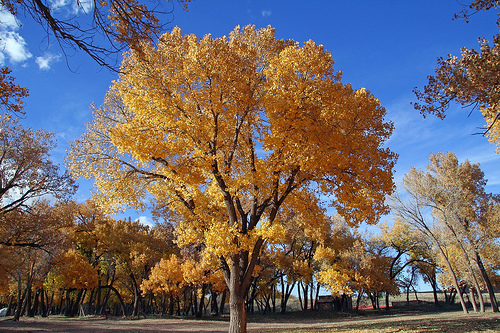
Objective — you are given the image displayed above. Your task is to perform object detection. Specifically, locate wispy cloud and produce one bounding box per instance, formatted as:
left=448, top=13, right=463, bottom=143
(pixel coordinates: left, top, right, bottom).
left=261, top=9, right=272, bottom=17
left=36, top=53, right=61, bottom=70
left=47, top=0, right=93, bottom=14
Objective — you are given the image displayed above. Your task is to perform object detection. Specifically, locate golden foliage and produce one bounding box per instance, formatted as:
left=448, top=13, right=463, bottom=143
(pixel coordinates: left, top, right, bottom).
left=68, top=25, right=396, bottom=328
left=68, top=25, right=395, bottom=256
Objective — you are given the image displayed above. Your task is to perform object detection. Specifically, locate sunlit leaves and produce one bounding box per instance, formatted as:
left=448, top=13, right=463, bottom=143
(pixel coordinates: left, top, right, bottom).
left=67, top=25, right=396, bottom=330
left=414, top=2, right=500, bottom=150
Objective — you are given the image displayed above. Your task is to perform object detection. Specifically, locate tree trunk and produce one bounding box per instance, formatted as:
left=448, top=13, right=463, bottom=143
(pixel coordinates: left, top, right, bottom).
left=229, top=291, right=246, bottom=333
left=25, top=285, right=33, bottom=317
left=433, top=240, right=468, bottom=313
left=95, top=280, right=102, bottom=315
left=210, top=289, right=219, bottom=316
left=280, top=278, right=295, bottom=313
left=473, top=251, right=498, bottom=312
left=355, top=292, right=362, bottom=310
left=429, top=273, right=440, bottom=306
left=468, top=286, right=478, bottom=313
left=222, top=237, right=264, bottom=333
left=6, top=294, right=14, bottom=316
left=40, top=288, right=46, bottom=317
left=219, top=290, right=226, bottom=315
left=448, top=229, right=484, bottom=312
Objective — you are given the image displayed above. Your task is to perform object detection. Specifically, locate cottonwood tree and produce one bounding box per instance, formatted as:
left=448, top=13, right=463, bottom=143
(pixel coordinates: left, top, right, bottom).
left=382, top=219, right=442, bottom=305
left=0, top=115, right=76, bottom=216
left=67, top=25, right=396, bottom=333
left=414, top=1, right=500, bottom=149
left=403, top=152, right=499, bottom=312
left=390, top=184, right=470, bottom=313
left=0, top=200, right=73, bottom=249
left=0, top=200, right=75, bottom=320
left=1, top=0, right=192, bottom=70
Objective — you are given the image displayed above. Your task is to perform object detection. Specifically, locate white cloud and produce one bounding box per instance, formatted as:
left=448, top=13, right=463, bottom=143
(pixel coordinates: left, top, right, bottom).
left=76, top=0, right=94, bottom=13
left=0, top=31, right=32, bottom=64
left=0, top=8, right=32, bottom=65
left=261, top=9, right=272, bottom=17
left=136, top=216, right=154, bottom=228
left=0, top=9, right=19, bottom=29
left=47, top=0, right=94, bottom=14
left=36, top=53, right=61, bottom=70
left=48, top=0, right=71, bottom=11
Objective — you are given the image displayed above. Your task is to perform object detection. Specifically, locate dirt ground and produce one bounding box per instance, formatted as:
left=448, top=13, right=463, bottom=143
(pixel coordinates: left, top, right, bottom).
left=0, top=310, right=499, bottom=333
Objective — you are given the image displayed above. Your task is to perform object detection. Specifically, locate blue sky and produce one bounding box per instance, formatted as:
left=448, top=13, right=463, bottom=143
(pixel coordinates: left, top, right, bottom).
left=1, top=0, right=500, bottom=227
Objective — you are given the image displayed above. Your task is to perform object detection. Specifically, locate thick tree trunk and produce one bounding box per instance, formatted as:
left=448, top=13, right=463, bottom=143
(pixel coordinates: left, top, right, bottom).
left=469, top=287, right=478, bottom=313
left=229, top=291, right=246, bottom=333
left=40, top=288, right=46, bottom=317
left=355, top=292, right=362, bottom=310
left=429, top=273, right=440, bottom=306
left=210, top=289, right=219, bottom=316
left=280, top=278, right=295, bottom=313
left=223, top=240, right=264, bottom=333
left=13, top=286, right=27, bottom=321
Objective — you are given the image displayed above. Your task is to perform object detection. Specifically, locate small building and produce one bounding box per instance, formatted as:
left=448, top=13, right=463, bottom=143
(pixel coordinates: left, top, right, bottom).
left=317, top=295, right=352, bottom=311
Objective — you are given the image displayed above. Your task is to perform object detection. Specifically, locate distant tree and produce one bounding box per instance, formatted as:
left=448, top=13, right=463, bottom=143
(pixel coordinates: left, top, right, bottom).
left=1, top=0, right=192, bottom=70
left=0, top=200, right=73, bottom=249
left=413, top=1, right=500, bottom=149
left=392, top=152, right=500, bottom=313
left=0, top=201, right=75, bottom=320
left=67, top=25, right=396, bottom=333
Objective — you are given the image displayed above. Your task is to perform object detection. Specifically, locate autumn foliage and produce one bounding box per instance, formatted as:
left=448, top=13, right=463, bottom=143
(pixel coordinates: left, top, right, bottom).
left=3, top=6, right=500, bottom=332
left=67, top=25, right=396, bottom=332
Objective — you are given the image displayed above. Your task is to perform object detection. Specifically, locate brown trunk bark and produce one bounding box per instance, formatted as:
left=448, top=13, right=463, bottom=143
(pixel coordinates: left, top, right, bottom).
left=219, top=290, right=226, bottom=314
left=229, top=291, right=246, bottom=333
left=222, top=238, right=264, bottom=333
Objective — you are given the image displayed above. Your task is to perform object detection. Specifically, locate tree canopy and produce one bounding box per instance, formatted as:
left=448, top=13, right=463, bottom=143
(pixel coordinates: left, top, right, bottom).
left=67, top=25, right=396, bottom=332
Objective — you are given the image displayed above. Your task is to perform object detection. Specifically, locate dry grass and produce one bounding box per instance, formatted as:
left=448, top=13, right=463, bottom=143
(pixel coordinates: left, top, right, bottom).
left=0, top=299, right=499, bottom=332
left=253, top=311, right=500, bottom=332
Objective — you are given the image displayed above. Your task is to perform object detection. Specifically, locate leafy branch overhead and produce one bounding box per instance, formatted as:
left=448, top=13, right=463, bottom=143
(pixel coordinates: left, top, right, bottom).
left=1, top=0, right=192, bottom=70
left=414, top=0, right=500, bottom=150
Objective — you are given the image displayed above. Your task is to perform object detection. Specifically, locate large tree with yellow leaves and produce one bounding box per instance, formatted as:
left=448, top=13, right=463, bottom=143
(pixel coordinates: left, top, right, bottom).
left=68, top=25, right=396, bottom=333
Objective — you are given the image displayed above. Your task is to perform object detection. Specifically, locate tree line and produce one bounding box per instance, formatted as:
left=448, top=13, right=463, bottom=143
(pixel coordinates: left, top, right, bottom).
left=1, top=100, right=499, bottom=321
